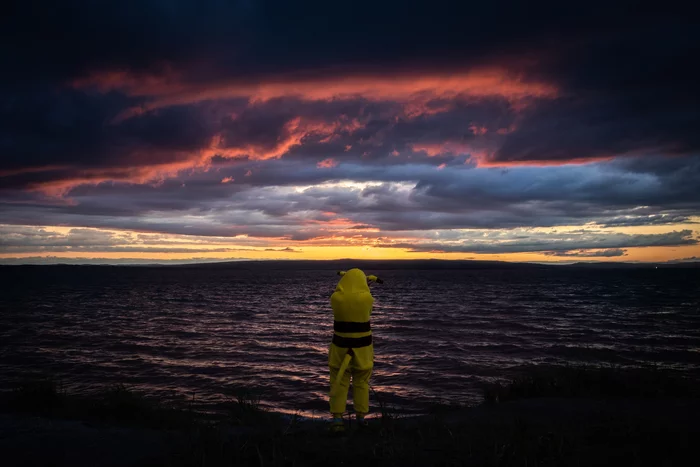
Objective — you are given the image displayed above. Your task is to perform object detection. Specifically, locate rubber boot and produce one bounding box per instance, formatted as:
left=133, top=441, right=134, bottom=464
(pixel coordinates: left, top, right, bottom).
left=329, top=415, right=345, bottom=435
left=356, top=413, right=369, bottom=430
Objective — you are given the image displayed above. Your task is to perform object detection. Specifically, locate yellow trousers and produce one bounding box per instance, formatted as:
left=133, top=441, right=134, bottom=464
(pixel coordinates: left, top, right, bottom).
left=329, top=365, right=372, bottom=415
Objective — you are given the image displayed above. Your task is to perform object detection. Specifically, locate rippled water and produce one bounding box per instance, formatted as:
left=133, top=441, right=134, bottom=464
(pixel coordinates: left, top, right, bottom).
left=1, top=264, right=699, bottom=416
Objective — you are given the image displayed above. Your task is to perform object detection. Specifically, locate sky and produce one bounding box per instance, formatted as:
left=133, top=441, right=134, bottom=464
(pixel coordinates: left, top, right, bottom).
left=1, top=1, right=699, bottom=264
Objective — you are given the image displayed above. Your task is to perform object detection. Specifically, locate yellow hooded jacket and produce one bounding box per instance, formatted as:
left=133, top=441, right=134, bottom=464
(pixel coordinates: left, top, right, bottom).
left=329, top=268, right=374, bottom=373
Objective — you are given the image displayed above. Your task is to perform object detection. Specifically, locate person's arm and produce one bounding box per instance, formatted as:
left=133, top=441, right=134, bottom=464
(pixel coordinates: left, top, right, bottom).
left=367, top=274, right=383, bottom=284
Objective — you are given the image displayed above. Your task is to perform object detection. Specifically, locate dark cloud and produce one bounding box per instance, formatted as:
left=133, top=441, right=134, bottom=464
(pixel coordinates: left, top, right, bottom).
left=4, top=1, right=671, bottom=85
left=2, top=1, right=259, bottom=86
left=487, top=16, right=700, bottom=164
left=0, top=89, right=136, bottom=172
left=387, top=230, right=697, bottom=254
left=2, top=246, right=253, bottom=254
left=0, top=226, right=126, bottom=248
left=544, top=249, right=627, bottom=258
left=598, top=214, right=695, bottom=228
left=491, top=93, right=700, bottom=164
left=669, top=256, right=699, bottom=263
left=0, top=91, right=230, bottom=191
left=0, top=257, right=245, bottom=265
left=0, top=225, right=302, bottom=254
left=1, top=156, right=699, bottom=236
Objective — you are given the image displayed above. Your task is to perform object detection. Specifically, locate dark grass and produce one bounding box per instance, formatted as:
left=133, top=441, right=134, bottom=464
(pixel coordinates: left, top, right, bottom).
left=1, top=378, right=198, bottom=430
left=482, top=364, right=700, bottom=404
left=0, top=378, right=277, bottom=431
left=172, top=399, right=699, bottom=467
left=2, top=365, right=699, bottom=466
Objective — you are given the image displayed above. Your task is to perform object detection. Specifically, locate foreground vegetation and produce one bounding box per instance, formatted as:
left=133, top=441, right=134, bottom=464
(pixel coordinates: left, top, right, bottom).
left=1, top=365, right=698, bottom=466
left=482, top=364, right=700, bottom=403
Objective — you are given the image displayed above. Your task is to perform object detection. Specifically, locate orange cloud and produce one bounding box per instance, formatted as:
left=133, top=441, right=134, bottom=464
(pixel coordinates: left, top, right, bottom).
left=402, top=100, right=456, bottom=119
left=211, top=115, right=365, bottom=161
left=74, top=67, right=559, bottom=120
left=411, top=142, right=480, bottom=157
left=221, top=176, right=234, bottom=183
left=477, top=156, right=615, bottom=168
left=25, top=149, right=213, bottom=196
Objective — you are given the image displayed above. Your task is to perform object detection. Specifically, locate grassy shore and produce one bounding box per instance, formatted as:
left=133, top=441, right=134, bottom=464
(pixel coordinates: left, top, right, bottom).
left=1, top=365, right=698, bottom=466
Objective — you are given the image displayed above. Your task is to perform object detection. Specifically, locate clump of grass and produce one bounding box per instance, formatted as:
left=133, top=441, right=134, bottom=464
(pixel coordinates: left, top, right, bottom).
left=370, top=384, right=407, bottom=426
left=483, top=364, right=700, bottom=404
left=425, top=396, right=471, bottom=415
left=1, top=378, right=194, bottom=430
left=370, top=384, right=392, bottom=422
left=233, top=387, right=262, bottom=412
left=86, top=384, right=193, bottom=428
left=7, top=377, right=65, bottom=413
left=95, top=384, right=154, bottom=415
left=224, top=386, right=278, bottom=427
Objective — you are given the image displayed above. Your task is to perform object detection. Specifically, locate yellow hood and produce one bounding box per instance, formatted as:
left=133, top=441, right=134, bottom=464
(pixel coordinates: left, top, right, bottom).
left=330, top=268, right=374, bottom=323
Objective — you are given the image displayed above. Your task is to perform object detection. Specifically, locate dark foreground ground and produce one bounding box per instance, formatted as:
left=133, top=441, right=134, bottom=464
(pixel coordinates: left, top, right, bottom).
left=1, top=366, right=699, bottom=467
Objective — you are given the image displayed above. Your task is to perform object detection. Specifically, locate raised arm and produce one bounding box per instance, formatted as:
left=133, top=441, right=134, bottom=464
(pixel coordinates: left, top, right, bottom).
left=337, top=270, right=384, bottom=284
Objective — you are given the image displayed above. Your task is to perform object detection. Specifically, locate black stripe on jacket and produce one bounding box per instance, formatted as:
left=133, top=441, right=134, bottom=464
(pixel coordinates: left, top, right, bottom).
left=333, top=320, right=371, bottom=333
left=332, top=334, right=372, bottom=348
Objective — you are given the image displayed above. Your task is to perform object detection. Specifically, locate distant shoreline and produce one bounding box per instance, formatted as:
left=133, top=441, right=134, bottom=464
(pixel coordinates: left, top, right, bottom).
left=1, top=258, right=699, bottom=269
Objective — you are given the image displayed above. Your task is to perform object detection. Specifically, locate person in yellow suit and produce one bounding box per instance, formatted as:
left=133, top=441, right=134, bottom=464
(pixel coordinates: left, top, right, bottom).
left=328, top=268, right=382, bottom=433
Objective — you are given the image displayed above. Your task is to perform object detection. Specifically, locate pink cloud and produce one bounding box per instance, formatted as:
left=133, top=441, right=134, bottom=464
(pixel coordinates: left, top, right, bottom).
left=469, top=124, right=488, bottom=136
left=317, top=158, right=338, bottom=168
